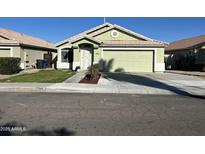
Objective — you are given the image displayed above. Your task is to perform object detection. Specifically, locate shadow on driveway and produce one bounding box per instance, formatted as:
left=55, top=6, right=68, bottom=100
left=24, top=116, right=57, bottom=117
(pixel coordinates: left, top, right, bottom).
left=102, top=72, right=205, bottom=99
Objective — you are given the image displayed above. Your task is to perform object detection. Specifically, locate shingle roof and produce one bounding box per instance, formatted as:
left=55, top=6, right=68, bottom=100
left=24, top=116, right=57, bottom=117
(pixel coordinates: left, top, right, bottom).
left=165, top=35, right=205, bottom=52
left=0, top=28, right=56, bottom=50
left=101, top=40, right=165, bottom=47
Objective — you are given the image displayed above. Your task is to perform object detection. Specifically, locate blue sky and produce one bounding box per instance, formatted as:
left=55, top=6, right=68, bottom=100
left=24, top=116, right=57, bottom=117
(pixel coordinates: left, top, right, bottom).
left=0, top=17, right=205, bottom=43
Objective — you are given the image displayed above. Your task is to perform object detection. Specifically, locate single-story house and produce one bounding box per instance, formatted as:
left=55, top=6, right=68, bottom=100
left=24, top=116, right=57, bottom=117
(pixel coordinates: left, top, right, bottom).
left=0, top=28, right=57, bottom=69
left=56, top=23, right=166, bottom=72
left=165, top=35, right=205, bottom=71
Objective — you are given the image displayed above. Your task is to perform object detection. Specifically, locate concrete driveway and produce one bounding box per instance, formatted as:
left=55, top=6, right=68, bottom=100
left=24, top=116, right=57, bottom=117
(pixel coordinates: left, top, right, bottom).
left=97, top=72, right=205, bottom=96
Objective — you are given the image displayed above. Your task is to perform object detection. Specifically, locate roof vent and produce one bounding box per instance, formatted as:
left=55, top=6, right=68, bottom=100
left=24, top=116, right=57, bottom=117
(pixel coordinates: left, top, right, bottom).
left=111, top=30, right=119, bottom=38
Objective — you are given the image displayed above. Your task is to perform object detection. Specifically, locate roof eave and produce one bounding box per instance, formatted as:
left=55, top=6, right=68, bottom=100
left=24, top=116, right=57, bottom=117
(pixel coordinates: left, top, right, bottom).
left=0, top=43, right=20, bottom=46
left=70, top=36, right=101, bottom=45
left=100, top=44, right=165, bottom=47
left=20, top=43, right=57, bottom=51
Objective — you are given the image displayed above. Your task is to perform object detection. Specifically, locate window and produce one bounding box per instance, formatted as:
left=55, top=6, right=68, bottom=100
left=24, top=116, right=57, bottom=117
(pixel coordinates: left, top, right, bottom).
left=61, top=49, right=69, bottom=62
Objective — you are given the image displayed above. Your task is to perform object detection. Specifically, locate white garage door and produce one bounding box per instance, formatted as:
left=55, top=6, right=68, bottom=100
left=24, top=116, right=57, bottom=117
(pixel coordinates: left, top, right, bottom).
left=103, top=50, right=154, bottom=72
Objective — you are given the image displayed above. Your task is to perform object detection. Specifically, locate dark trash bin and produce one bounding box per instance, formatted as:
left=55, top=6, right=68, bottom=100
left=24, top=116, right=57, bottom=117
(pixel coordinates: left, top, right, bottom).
left=36, top=59, right=44, bottom=69
left=43, top=59, right=49, bottom=68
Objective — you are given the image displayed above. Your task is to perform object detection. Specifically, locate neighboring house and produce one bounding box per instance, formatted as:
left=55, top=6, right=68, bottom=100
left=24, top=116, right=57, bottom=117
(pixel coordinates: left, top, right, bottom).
left=165, top=35, right=205, bottom=71
left=0, top=28, right=57, bottom=69
left=56, top=23, right=166, bottom=72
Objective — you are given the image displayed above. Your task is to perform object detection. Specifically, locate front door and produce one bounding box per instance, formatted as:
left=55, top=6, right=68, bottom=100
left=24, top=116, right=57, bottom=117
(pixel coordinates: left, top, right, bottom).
left=81, top=47, right=92, bottom=70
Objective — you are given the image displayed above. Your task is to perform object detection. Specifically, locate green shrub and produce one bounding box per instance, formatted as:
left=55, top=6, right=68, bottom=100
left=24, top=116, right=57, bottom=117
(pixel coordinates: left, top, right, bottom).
left=0, top=57, right=21, bottom=74
left=87, top=64, right=100, bottom=80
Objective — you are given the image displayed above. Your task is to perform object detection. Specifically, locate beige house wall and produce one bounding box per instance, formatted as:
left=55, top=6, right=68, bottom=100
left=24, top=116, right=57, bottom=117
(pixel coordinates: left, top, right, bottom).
left=12, top=47, right=21, bottom=57
left=20, top=48, right=48, bottom=68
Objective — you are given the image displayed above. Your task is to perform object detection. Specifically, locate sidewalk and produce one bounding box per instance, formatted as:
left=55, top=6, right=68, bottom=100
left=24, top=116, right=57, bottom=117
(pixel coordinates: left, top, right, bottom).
left=166, top=70, right=205, bottom=78
left=0, top=83, right=52, bottom=92
left=0, top=82, right=174, bottom=94
left=46, top=82, right=174, bottom=94
left=63, top=71, right=86, bottom=83
left=0, top=81, right=205, bottom=96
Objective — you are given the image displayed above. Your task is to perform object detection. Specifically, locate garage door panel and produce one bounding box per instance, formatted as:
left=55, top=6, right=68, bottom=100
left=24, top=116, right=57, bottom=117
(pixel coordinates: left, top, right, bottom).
left=103, top=50, right=153, bottom=72
left=0, top=48, right=11, bottom=57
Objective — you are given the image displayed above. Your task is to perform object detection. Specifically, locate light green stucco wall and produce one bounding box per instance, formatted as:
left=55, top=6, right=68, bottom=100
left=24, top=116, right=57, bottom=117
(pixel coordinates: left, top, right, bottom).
left=57, top=39, right=99, bottom=63
left=94, top=48, right=101, bottom=63
left=94, top=29, right=143, bottom=41
left=73, top=48, right=80, bottom=62
left=156, top=48, right=164, bottom=63
left=72, top=39, right=98, bottom=63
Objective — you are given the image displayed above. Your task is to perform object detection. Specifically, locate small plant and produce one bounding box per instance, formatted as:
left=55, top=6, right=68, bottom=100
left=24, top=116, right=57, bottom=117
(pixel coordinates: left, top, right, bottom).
left=87, top=64, right=100, bottom=80
left=0, top=57, right=21, bottom=74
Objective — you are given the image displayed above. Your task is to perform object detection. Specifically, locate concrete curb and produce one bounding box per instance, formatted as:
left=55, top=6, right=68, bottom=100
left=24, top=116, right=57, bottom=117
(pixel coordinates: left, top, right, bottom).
left=0, top=87, right=174, bottom=95
left=0, top=84, right=203, bottom=96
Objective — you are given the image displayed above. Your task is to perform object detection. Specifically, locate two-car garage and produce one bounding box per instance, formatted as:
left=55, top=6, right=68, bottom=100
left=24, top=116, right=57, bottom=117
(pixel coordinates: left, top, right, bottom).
left=102, top=49, right=154, bottom=72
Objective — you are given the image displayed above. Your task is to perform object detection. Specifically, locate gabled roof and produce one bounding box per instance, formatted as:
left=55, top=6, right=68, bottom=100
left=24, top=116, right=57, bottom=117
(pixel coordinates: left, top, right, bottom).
left=70, top=35, right=102, bottom=44
left=56, top=23, right=112, bottom=46
left=165, top=35, right=205, bottom=52
left=56, top=22, right=165, bottom=47
left=0, top=28, right=56, bottom=50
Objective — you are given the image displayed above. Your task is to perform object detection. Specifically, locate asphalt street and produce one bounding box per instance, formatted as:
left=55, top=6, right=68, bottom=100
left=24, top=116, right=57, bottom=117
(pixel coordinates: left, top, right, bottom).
left=0, top=92, right=205, bottom=136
